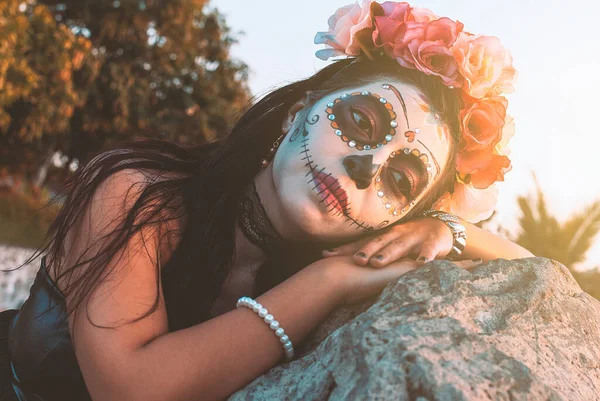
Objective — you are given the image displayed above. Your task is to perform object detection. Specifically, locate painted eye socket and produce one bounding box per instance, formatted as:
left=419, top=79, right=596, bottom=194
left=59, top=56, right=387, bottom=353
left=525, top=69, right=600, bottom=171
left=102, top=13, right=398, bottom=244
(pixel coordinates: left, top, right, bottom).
left=351, top=108, right=374, bottom=139
left=326, top=92, right=398, bottom=151
left=374, top=150, right=431, bottom=216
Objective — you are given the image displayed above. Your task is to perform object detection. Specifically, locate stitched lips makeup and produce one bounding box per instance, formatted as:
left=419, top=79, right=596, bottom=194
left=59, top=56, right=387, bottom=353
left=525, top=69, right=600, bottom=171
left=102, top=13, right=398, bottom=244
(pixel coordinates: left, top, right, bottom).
left=311, top=170, right=349, bottom=214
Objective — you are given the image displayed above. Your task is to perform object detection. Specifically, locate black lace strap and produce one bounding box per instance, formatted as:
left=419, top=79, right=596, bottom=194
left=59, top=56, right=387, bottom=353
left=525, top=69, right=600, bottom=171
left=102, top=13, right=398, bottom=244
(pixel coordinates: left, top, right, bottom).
left=238, top=181, right=284, bottom=253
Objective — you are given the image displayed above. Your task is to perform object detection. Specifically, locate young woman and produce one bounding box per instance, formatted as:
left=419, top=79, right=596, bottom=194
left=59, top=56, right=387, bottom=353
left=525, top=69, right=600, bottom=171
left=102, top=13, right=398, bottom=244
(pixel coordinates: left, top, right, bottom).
left=0, top=1, right=533, bottom=400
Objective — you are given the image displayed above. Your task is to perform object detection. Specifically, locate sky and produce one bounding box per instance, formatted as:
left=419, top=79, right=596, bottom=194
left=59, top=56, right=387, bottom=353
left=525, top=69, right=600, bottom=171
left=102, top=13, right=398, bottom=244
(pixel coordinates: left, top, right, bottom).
left=214, top=0, right=600, bottom=270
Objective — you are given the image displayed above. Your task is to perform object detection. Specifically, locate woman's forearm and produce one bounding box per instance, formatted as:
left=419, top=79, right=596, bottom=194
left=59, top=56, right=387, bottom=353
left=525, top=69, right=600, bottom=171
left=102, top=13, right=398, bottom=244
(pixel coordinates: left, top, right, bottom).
left=460, top=221, right=534, bottom=261
left=91, top=263, right=345, bottom=401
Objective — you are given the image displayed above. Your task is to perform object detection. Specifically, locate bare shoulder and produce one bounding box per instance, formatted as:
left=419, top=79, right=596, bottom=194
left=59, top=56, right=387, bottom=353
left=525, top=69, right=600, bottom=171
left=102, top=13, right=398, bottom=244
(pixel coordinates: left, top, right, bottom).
left=52, top=167, right=185, bottom=292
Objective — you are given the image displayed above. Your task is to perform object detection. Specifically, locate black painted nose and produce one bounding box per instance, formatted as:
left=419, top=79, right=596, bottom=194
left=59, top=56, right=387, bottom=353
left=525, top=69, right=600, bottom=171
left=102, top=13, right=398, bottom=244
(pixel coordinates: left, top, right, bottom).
left=342, top=154, right=380, bottom=190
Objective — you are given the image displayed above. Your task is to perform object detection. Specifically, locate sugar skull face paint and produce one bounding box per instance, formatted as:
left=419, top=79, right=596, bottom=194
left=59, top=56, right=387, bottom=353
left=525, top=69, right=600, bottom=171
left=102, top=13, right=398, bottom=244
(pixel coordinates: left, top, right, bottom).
left=271, top=78, right=452, bottom=241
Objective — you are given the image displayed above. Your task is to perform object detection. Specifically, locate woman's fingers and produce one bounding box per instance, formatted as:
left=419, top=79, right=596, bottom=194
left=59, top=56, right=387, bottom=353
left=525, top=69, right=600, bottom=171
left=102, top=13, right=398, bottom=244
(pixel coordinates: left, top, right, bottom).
left=322, top=238, right=371, bottom=259
left=323, top=232, right=400, bottom=266
left=415, top=241, right=443, bottom=265
left=352, top=232, right=402, bottom=265
left=368, top=237, right=418, bottom=268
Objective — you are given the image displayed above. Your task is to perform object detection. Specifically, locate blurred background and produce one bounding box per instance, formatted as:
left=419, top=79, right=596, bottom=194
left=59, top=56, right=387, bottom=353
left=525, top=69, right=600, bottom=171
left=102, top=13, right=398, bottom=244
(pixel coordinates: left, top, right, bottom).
left=1, top=0, right=599, bottom=309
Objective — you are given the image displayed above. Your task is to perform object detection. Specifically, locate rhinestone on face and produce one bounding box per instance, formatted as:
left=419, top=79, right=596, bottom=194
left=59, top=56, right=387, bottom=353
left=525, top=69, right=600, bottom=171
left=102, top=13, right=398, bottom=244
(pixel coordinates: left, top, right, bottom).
left=390, top=120, right=398, bottom=128
left=328, top=114, right=336, bottom=121
left=382, top=84, right=390, bottom=89
left=390, top=151, right=396, bottom=158
left=364, top=145, right=371, bottom=150
left=385, top=203, right=392, bottom=209
left=403, top=148, right=411, bottom=154
left=415, top=128, right=421, bottom=134
left=341, top=94, right=349, bottom=99
left=375, top=176, right=381, bottom=182
left=361, top=90, right=370, bottom=95
left=377, top=190, right=385, bottom=198
left=434, top=113, right=441, bottom=121
left=393, top=210, right=399, bottom=216
left=335, top=129, right=342, bottom=136
left=348, top=140, right=357, bottom=148
left=385, top=134, right=393, bottom=141
left=327, top=102, right=334, bottom=108
left=377, top=143, right=383, bottom=148
left=426, top=165, right=432, bottom=172
left=380, top=98, right=387, bottom=104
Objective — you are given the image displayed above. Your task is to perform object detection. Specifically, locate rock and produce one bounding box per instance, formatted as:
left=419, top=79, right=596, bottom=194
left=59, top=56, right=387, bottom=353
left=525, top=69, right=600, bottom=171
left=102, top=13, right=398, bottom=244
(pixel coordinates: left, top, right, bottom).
left=0, top=245, right=38, bottom=311
left=228, top=258, right=600, bottom=401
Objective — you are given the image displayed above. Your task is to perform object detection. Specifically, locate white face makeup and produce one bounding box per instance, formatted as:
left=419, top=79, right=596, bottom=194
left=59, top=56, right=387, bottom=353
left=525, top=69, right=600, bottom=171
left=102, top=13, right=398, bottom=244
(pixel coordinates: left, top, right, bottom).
left=271, top=78, right=452, bottom=241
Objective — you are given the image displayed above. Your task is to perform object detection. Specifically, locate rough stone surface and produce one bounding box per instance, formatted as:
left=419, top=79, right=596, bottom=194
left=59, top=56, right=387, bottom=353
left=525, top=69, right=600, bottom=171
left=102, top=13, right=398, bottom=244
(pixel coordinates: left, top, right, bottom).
left=0, top=246, right=38, bottom=311
left=228, top=258, right=600, bottom=401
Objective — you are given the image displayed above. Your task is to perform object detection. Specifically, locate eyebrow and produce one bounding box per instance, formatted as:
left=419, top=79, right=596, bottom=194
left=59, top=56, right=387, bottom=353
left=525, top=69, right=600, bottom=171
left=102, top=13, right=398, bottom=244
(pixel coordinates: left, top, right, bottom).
left=385, top=84, right=410, bottom=129
left=417, top=139, right=441, bottom=179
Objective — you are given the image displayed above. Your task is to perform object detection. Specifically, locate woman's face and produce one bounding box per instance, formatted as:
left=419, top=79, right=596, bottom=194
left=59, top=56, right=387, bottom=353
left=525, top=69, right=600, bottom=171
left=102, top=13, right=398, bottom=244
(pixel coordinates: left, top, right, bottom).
left=270, top=78, right=452, bottom=241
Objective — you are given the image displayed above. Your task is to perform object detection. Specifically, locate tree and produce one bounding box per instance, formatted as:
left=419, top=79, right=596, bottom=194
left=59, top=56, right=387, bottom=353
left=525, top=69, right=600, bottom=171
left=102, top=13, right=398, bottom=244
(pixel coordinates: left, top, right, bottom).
left=0, top=0, right=99, bottom=181
left=514, top=180, right=600, bottom=271
left=0, top=0, right=250, bottom=187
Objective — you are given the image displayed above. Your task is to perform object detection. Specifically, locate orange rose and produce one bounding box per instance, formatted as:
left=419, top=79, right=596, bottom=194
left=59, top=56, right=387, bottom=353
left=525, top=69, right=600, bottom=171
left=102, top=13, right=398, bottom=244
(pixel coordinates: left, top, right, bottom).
left=459, top=96, right=507, bottom=154
left=456, top=96, right=511, bottom=189
left=457, top=151, right=511, bottom=189
left=470, top=154, right=511, bottom=188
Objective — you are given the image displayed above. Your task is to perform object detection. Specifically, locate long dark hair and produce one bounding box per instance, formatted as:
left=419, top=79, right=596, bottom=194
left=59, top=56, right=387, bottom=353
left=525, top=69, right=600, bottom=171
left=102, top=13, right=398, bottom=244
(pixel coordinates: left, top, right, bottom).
left=17, top=57, right=463, bottom=334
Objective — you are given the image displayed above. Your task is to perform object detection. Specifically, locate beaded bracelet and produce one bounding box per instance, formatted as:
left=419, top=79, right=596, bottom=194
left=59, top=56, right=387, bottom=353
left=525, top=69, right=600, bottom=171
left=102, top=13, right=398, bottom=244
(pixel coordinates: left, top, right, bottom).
left=236, top=297, right=295, bottom=361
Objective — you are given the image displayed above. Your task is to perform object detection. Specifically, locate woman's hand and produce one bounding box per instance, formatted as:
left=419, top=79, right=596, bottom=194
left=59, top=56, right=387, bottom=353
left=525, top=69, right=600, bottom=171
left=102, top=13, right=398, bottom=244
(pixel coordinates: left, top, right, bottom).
left=314, top=255, right=481, bottom=305
left=322, top=218, right=456, bottom=268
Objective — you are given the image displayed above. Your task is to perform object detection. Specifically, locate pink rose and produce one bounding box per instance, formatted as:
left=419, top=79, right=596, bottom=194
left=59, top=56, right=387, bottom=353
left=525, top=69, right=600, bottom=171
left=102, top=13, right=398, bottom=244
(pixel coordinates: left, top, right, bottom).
left=411, top=6, right=438, bottom=23
left=451, top=33, right=516, bottom=98
left=397, top=18, right=465, bottom=87
left=380, top=1, right=413, bottom=20
left=314, top=0, right=374, bottom=60
left=372, top=2, right=414, bottom=55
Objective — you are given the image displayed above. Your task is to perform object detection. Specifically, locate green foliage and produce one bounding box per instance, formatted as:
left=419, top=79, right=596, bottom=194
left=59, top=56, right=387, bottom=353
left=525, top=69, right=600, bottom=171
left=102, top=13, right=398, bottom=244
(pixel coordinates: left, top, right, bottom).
left=513, top=180, right=600, bottom=300
left=1, top=0, right=250, bottom=183
left=0, top=0, right=99, bottom=178
left=0, top=189, right=59, bottom=248
left=515, top=183, right=600, bottom=269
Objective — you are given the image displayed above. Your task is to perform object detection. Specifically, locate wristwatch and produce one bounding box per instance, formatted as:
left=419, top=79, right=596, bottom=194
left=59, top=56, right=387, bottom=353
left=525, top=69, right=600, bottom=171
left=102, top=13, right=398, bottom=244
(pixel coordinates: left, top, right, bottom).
left=419, top=210, right=467, bottom=260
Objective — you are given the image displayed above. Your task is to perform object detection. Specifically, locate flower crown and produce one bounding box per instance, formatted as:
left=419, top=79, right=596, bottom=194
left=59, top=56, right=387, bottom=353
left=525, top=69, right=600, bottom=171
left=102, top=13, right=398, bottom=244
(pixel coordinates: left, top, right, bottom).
left=314, top=0, right=517, bottom=223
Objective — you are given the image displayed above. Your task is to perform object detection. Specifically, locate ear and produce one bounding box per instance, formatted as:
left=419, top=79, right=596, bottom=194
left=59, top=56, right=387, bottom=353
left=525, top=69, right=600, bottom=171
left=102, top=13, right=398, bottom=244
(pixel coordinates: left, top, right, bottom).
left=282, top=91, right=313, bottom=133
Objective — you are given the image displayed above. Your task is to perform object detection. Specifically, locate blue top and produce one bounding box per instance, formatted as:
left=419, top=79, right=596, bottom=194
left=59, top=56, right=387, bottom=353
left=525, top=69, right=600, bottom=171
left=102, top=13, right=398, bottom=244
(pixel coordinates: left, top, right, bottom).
left=8, top=257, right=91, bottom=401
